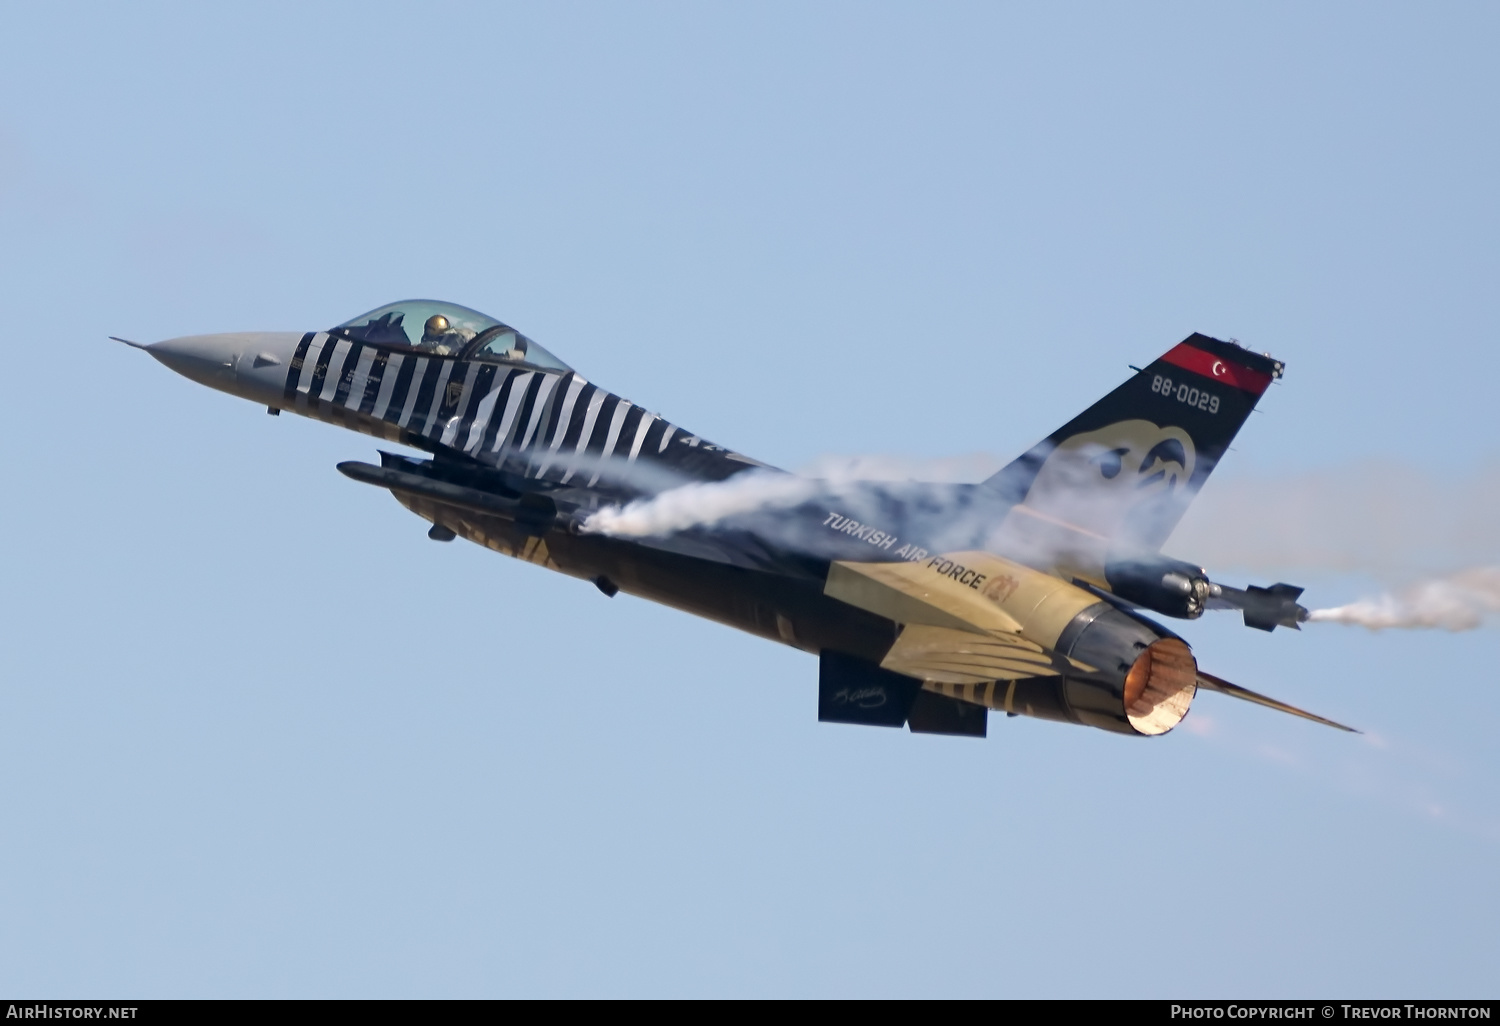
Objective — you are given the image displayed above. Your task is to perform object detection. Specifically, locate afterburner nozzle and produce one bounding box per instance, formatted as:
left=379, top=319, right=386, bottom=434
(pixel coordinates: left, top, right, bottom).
left=1123, top=638, right=1197, bottom=735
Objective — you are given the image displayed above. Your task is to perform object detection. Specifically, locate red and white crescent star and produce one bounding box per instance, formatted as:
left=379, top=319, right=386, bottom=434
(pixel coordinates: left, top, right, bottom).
left=1211, top=360, right=1225, bottom=378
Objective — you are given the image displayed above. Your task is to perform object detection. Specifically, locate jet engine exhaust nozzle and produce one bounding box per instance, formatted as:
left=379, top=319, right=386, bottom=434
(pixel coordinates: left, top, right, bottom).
left=1123, top=637, right=1197, bottom=735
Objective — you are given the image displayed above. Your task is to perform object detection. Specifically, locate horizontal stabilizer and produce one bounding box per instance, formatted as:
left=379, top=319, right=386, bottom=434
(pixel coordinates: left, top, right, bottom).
left=1196, top=670, right=1357, bottom=733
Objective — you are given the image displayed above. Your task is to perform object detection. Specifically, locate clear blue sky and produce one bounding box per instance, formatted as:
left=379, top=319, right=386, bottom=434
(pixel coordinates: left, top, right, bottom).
left=2, top=1, right=1496, bottom=997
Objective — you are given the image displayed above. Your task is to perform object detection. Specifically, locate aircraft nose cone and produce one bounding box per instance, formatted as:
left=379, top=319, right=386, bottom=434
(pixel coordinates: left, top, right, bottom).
left=146, top=334, right=241, bottom=389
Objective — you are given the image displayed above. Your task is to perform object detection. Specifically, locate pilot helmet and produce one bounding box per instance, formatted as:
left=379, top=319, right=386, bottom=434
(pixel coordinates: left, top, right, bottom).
left=424, top=314, right=451, bottom=337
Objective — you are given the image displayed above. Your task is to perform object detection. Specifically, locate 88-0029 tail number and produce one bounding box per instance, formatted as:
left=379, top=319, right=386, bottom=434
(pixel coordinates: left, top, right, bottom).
left=1152, top=374, right=1219, bottom=414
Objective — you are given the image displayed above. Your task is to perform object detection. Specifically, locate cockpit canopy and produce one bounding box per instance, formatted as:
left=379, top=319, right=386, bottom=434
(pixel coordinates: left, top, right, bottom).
left=334, top=300, right=572, bottom=372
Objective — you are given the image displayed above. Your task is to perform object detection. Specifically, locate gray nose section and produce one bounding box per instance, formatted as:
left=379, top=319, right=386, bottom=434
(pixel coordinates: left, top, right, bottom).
left=147, top=334, right=241, bottom=389
left=136, top=331, right=306, bottom=406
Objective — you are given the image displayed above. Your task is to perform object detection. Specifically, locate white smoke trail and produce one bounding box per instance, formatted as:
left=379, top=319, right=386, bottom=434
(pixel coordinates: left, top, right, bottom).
left=579, top=453, right=1002, bottom=539
left=796, top=452, right=1003, bottom=483
left=1167, top=462, right=1500, bottom=575
left=583, top=452, right=1500, bottom=634
left=1307, top=567, right=1500, bottom=631
left=581, top=470, right=823, bottom=537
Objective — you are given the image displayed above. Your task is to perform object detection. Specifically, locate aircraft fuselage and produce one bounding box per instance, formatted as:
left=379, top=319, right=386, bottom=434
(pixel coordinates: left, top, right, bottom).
left=128, top=300, right=1352, bottom=737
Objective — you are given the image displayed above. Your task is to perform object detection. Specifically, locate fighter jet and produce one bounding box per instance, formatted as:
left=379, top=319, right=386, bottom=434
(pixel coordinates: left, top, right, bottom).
left=122, top=299, right=1353, bottom=738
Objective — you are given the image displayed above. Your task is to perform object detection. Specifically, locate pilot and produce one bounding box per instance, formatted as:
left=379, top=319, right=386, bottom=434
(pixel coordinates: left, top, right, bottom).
left=420, top=314, right=465, bottom=355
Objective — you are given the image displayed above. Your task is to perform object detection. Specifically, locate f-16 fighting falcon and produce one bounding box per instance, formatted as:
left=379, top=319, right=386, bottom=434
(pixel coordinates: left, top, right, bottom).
left=121, top=299, right=1353, bottom=739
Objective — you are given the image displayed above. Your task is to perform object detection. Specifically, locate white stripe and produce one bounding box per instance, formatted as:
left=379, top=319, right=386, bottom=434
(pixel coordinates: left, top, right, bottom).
left=588, top=400, right=633, bottom=486
left=438, top=363, right=481, bottom=445
left=543, top=376, right=583, bottom=450
left=295, top=334, right=330, bottom=396
left=488, top=372, right=536, bottom=453
left=533, top=376, right=586, bottom=477
left=626, top=412, right=657, bottom=463
left=372, top=353, right=405, bottom=420
left=439, top=408, right=464, bottom=447
left=657, top=423, right=677, bottom=453
left=318, top=340, right=353, bottom=402
left=343, top=347, right=377, bottom=410
left=463, top=371, right=513, bottom=453
left=397, top=358, right=430, bottom=428
left=517, top=373, right=561, bottom=453
left=560, top=389, right=609, bottom=484
left=417, top=361, right=458, bottom=435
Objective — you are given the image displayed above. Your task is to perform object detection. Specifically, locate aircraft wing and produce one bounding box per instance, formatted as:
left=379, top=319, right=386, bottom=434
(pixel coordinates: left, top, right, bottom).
left=826, top=552, right=1358, bottom=733
left=880, top=624, right=1076, bottom=684
left=824, top=554, right=1101, bottom=680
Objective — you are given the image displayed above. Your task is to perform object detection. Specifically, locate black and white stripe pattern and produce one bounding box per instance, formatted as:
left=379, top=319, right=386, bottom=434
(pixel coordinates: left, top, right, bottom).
left=281, top=337, right=727, bottom=488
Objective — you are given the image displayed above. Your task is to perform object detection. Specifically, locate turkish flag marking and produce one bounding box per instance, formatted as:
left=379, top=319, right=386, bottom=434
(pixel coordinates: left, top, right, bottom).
left=1160, top=344, right=1272, bottom=394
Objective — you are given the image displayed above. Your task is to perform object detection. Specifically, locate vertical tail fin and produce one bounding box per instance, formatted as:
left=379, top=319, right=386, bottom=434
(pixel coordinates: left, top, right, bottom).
left=984, top=333, right=1283, bottom=573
